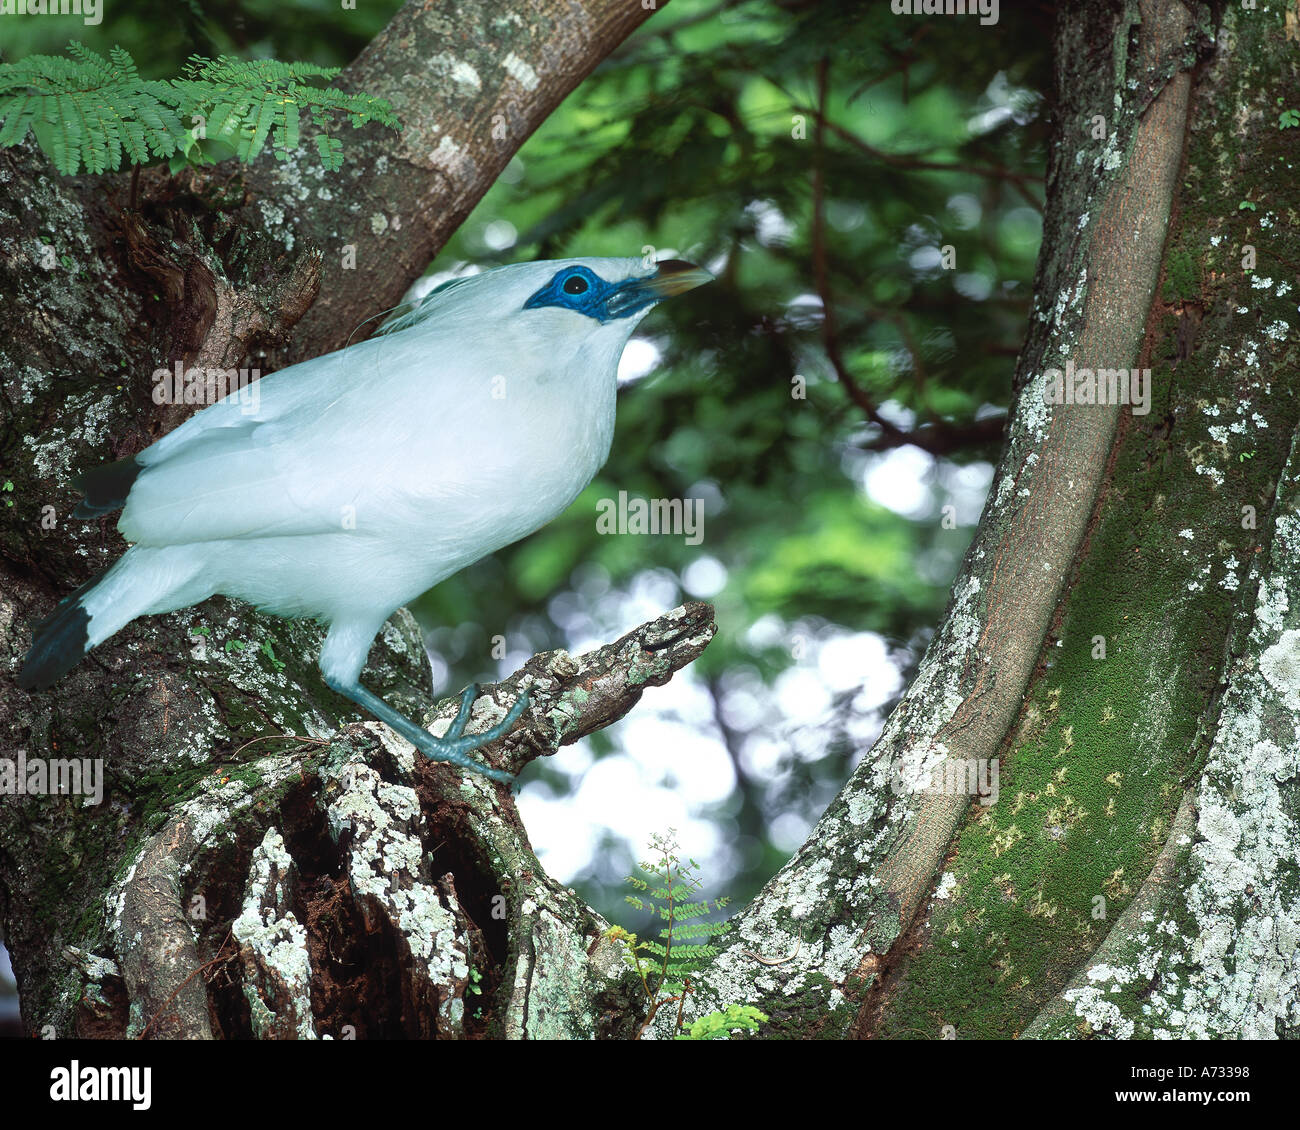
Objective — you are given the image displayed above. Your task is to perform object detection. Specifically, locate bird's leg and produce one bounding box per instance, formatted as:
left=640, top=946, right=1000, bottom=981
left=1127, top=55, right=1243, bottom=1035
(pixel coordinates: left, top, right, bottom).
left=323, top=674, right=528, bottom=782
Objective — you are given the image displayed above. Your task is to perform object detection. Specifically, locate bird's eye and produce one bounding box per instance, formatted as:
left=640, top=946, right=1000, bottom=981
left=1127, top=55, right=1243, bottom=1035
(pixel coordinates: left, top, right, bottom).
left=563, top=274, right=589, bottom=295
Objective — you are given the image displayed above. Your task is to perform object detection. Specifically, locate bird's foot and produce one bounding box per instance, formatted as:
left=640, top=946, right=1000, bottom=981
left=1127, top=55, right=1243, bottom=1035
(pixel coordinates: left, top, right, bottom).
left=324, top=673, right=528, bottom=783
left=418, top=683, right=531, bottom=781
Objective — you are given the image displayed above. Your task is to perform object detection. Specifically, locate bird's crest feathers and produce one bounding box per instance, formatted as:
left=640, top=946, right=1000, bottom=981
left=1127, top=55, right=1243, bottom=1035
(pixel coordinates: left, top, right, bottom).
left=353, top=257, right=661, bottom=343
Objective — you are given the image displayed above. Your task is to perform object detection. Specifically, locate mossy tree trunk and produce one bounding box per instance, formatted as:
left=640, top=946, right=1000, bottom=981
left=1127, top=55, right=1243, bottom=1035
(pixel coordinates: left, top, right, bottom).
left=651, top=0, right=1300, bottom=1040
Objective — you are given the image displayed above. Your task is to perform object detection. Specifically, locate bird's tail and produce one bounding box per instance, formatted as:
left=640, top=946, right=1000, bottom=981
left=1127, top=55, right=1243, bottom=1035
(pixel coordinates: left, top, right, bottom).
left=17, top=546, right=207, bottom=690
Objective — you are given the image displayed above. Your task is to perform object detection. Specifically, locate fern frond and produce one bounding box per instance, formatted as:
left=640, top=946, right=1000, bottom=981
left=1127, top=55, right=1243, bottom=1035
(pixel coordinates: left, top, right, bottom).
left=619, top=829, right=745, bottom=1038
left=80, top=96, right=115, bottom=174
left=0, top=42, right=399, bottom=175
left=108, top=46, right=140, bottom=85
left=101, top=90, right=150, bottom=165
left=661, top=942, right=718, bottom=962
left=65, top=42, right=114, bottom=83
left=0, top=93, right=35, bottom=147
left=244, top=94, right=278, bottom=163
left=677, top=1004, right=768, bottom=1041
left=274, top=100, right=299, bottom=159
left=33, top=95, right=75, bottom=175
left=657, top=921, right=717, bottom=939
left=201, top=100, right=243, bottom=141
left=314, top=134, right=343, bottom=171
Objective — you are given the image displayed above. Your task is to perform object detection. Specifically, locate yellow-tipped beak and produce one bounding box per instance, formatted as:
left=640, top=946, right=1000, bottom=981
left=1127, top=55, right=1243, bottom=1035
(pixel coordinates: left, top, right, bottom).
left=605, top=259, right=714, bottom=319
left=644, top=259, right=715, bottom=298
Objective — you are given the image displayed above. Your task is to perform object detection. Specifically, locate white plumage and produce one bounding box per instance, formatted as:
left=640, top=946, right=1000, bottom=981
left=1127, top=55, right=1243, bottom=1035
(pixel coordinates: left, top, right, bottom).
left=20, top=255, right=713, bottom=780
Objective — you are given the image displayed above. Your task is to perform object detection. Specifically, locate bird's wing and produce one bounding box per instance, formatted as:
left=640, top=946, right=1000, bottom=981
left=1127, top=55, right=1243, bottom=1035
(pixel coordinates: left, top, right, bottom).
left=118, top=338, right=425, bottom=546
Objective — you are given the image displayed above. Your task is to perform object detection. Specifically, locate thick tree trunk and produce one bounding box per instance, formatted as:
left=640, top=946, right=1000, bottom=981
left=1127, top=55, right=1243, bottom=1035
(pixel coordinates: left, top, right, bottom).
left=653, top=0, right=1300, bottom=1040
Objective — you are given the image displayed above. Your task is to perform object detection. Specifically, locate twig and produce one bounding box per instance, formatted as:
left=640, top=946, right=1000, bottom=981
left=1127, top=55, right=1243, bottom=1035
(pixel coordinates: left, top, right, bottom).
left=809, top=58, right=907, bottom=444
left=803, top=59, right=1014, bottom=458
left=138, top=931, right=236, bottom=1040
left=795, top=99, right=1045, bottom=192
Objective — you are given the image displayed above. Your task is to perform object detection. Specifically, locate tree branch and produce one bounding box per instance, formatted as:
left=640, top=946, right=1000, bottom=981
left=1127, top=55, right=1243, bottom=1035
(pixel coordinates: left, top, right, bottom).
left=479, top=600, right=718, bottom=776
left=80, top=603, right=714, bottom=1039
left=247, top=0, right=671, bottom=362
left=809, top=57, right=907, bottom=443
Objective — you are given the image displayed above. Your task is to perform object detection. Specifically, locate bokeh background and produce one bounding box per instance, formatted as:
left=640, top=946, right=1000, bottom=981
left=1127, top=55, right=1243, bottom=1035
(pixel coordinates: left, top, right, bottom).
left=0, top=1, right=1052, bottom=1024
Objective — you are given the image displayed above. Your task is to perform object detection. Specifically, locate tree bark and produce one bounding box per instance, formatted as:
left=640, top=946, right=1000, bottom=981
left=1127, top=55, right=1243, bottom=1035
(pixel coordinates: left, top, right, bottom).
left=652, top=0, right=1300, bottom=1040
left=854, top=0, right=1300, bottom=1040
left=251, top=0, right=671, bottom=361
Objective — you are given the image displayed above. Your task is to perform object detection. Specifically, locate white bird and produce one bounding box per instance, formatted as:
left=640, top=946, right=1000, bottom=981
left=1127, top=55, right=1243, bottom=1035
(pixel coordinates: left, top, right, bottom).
left=19, top=256, right=713, bottom=781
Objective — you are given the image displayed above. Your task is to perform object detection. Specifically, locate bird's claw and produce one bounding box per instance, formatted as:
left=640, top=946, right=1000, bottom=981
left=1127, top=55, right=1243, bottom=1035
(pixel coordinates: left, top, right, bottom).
left=445, top=682, right=480, bottom=741
left=420, top=686, right=530, bottom=782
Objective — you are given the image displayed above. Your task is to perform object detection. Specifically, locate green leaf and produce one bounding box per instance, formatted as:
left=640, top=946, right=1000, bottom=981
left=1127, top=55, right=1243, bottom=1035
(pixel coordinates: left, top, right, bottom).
left=245, top=94, right=278, bottom=162
left=0, top=43, right=399, bottom=175
left=314, top=133, right=343, bottom=171
left=677, top=1004, right=769, bottom=1040
left=275, top=99, right=299, bottom=158
left=259, top=639, right=286, bottom=671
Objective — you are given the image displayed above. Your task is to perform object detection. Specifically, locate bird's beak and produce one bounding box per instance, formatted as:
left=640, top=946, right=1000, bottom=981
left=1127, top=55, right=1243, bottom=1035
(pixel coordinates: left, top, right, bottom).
left=606, top=259, right=714, bottom=318
left=644, top=259, right=715, bottom=298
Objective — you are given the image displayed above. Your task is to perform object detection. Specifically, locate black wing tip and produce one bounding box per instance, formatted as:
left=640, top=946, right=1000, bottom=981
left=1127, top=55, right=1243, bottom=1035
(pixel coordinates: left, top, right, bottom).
left=71, top=454, right=142, bottom=520
left=17, top=603, right=90, bottom=691
left=71, top=499, right=122, bottom=520
left=16, top=579, right=99, bottom=691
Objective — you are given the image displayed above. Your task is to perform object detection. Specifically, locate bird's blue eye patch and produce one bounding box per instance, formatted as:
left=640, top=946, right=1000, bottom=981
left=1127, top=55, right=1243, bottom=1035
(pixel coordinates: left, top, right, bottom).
left=523, top=266, right=661, bottom=323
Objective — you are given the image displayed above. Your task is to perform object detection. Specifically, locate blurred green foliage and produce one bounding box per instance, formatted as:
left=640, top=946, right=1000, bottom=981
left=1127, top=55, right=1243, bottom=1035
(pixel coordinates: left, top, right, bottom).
left=431, top=0, right=1050, bottom=918
left=2, top=0, right=1050, bottom=922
